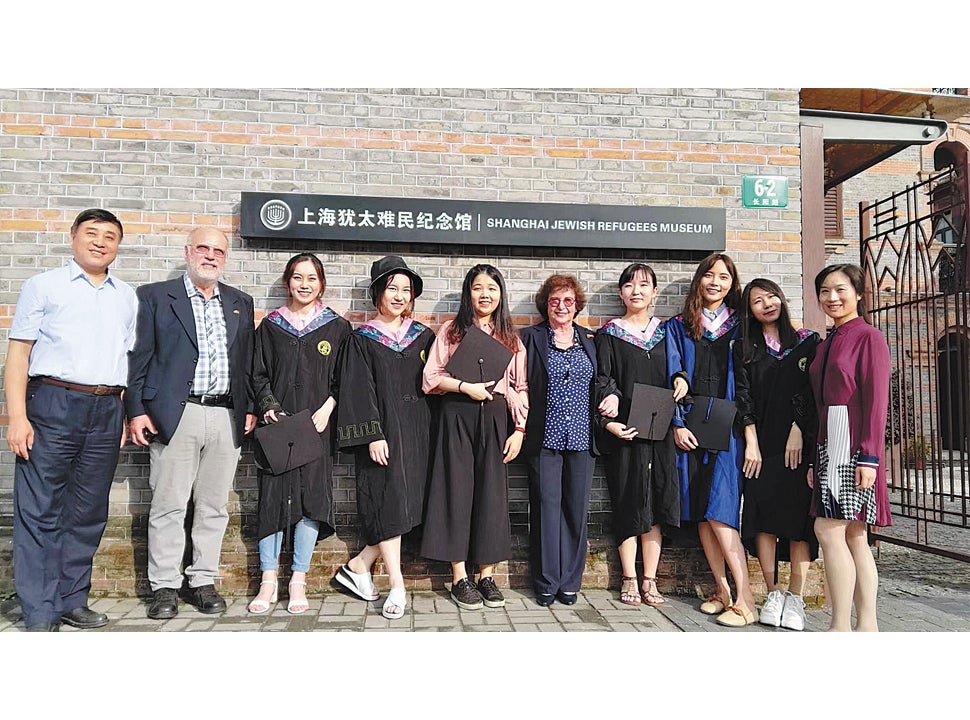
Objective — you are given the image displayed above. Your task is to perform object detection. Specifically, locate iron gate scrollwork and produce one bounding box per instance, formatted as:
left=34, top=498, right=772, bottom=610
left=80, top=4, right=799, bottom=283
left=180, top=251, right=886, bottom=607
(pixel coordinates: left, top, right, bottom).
left=861, top=165, right=970, bottom=561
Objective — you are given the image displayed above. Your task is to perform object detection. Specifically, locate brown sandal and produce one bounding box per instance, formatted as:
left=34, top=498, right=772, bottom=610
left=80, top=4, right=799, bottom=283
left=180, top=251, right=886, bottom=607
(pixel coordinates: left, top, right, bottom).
left=619, top=576, right=641, bottom=606
left=641, top=577, right=665, bottom=606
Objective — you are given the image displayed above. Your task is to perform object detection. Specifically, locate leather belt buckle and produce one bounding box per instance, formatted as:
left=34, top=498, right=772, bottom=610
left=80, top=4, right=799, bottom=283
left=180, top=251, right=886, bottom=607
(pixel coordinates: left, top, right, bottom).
left=190, top=393, right=231, bottom=407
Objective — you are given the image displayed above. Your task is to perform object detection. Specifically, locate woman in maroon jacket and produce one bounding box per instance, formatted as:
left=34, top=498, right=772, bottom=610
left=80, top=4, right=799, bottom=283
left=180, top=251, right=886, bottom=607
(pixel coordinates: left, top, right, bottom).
left=809, top=264, right=891, bottom=632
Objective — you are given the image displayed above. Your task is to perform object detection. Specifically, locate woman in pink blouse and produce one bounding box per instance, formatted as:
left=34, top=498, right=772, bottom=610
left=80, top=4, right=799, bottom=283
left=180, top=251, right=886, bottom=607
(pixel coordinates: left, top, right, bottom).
left=420, top=264, right=528, bottom=611
left=809, top=264, right=891, bottom=631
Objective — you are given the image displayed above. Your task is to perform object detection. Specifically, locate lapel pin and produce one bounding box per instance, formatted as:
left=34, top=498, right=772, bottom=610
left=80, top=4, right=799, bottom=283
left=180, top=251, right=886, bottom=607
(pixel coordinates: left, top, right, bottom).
left=233, top=309, right=240, bottom=314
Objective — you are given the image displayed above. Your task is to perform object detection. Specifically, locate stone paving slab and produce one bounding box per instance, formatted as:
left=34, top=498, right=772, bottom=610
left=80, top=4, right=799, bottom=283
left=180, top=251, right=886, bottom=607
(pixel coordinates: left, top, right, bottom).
left=3, top=543, right=968, bottom=632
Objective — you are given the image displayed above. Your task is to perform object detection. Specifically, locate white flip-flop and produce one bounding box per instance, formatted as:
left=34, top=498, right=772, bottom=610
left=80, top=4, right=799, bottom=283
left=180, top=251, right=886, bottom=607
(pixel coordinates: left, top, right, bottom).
left=382, top=587, right=407, bottom=620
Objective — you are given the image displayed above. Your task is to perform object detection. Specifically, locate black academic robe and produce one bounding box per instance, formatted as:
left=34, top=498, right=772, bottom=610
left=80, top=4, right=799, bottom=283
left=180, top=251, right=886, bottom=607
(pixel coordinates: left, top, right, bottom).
left=734, top=329, right=820, bottom=559
left=251, top=307, right=352, bottom=542
left=335, top=321, right=436, bottom=546
left=595, top=321, right=680, bottom=542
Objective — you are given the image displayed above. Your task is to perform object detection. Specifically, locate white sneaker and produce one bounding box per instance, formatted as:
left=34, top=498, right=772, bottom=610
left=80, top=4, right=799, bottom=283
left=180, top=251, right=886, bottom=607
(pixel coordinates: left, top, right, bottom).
left=780, top=592, right=806, bottom=631
left=759, top=589, right=785, bottom=627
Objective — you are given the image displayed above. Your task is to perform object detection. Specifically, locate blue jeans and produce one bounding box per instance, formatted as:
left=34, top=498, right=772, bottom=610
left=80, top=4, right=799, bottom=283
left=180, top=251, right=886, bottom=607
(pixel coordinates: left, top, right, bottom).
left=258, top=517, right=320, bottom=573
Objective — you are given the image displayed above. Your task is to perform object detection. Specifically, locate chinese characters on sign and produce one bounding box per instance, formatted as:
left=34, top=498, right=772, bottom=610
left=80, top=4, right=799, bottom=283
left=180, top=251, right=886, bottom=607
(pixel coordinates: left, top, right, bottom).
left=240, top=192, right=727, bottom=251
left=297, top=207, right=475, bottom=232
left=741, top=175, right=790, bottom=209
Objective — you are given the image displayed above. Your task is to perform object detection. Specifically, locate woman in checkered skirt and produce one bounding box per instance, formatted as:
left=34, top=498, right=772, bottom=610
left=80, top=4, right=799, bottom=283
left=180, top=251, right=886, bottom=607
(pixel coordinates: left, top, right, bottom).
left=808, top=264, right=891, bottom=631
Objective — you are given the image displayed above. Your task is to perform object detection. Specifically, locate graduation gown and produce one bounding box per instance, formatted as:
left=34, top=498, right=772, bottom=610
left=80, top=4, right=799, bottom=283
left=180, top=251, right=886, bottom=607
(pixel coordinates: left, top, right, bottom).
left=251, top=307, right=351, bottom=542
left=335, top=320, right=436, bottom=546
left=594, top=320, right=680, bottom=542
left=734, top=329, right=820, bottom=559
left=666, top=313, right=743, bottom=529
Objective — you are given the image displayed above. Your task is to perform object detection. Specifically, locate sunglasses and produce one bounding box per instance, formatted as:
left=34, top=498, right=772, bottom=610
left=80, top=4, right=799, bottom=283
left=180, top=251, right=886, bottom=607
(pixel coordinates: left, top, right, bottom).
left=548, top=297, right=576, bottom=308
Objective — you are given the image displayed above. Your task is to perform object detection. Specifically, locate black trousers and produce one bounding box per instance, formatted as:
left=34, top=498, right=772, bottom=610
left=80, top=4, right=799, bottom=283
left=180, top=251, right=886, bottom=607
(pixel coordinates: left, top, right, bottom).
left=13, top=380, right=123, bottom=626
left=421, top=394, right=511, bottom=566
left=527, top=448, right=594, bottom=595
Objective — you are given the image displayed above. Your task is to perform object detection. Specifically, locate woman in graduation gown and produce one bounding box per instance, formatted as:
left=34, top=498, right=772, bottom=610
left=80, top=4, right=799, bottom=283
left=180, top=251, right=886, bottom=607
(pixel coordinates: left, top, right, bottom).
left=667, top=252, right=758, bottom=627
left=808, top=264, right=891, bottom=632
left=595, top=263, right=686, bottom=607
left=248, top=253, right=351, bottom=615
left=734, top=278, right=820, bottom=631
left=421, top=263, right=528, bottom=611
left=333, top=255, right=435, bottom=620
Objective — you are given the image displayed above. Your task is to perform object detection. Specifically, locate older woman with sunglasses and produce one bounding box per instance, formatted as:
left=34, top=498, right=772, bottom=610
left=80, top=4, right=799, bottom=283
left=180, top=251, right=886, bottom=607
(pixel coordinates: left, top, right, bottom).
left=519, top=274, right=602, bottom=606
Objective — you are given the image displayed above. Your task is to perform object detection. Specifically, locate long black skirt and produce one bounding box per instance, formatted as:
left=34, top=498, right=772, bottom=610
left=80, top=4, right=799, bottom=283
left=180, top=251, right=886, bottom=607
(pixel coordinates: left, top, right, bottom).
left=740, top=452, right=819, bottom=561
left=420, top=393, right=512, bottom=566
left=604, top=433, right=679, bottom=543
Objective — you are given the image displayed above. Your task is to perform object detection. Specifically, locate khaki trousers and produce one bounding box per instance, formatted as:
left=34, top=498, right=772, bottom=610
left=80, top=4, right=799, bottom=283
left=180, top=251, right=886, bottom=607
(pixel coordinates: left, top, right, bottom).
left=147, top=403, right=240, bottom=591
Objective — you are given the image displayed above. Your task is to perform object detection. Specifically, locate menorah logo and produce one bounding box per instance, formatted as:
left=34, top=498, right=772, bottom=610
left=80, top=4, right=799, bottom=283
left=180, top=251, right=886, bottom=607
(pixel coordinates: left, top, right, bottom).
left=259, top=199, right=292, bottom=231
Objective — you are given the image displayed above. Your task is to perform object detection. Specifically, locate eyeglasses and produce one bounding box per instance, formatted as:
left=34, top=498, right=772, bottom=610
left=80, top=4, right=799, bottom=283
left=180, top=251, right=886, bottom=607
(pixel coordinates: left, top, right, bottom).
left=548, top=297, right=576, bottom=308
left=190, top=244, right=227, bottom=259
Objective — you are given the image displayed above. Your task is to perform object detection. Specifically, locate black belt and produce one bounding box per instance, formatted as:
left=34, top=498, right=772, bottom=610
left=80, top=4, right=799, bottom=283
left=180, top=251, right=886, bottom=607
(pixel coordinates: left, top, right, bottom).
left=38, top=377, right=124, bottom=396
left=187, top=393, right=233, bottom=408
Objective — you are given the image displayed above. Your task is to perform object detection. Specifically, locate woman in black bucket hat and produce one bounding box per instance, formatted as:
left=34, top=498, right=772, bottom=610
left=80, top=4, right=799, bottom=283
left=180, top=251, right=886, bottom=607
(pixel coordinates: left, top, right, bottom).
left=333, top=255, right=435, bottom=620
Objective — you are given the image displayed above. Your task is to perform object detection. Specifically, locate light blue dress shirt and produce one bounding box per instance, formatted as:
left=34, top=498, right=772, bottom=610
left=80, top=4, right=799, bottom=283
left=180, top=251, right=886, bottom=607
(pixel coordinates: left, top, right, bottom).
left=10, top=259, right=136, bottom=386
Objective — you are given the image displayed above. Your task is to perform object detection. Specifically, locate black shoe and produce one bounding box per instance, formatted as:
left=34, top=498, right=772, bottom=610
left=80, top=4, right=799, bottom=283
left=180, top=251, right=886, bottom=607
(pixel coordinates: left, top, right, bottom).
left=60, top=606, right=108, bottom=629
left=147, top=587, right=179, bottom=619
left=183, top=584, right=226, bottom=614
left=450, top=577, right=484, bottom=610
left=556, top=591, right=579, bottom=606
left=26, top=622, right=60, bottom=632
left=477, top=576, right=506, bottom=608
left=536, top=593, right=555, bottom=607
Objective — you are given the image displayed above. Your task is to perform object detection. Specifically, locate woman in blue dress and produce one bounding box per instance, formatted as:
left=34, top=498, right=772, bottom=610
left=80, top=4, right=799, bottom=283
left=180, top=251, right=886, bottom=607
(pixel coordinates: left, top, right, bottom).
left=667, top=253, right=757, bottom=627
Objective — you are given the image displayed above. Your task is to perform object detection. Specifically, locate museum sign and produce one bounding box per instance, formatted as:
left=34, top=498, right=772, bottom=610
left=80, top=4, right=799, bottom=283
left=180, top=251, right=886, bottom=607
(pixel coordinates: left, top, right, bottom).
left=240, top=192, right=726, bottom=251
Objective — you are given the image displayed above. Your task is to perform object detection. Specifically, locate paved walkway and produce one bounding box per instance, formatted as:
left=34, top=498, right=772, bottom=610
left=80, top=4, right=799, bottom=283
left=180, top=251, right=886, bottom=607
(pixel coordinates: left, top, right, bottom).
left=2, top=542, right=968, bottom=631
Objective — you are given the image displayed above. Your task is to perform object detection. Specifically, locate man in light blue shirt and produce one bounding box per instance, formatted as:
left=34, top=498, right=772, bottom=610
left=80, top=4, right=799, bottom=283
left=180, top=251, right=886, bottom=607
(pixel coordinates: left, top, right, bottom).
left=5, top=208, right=136, bottom=631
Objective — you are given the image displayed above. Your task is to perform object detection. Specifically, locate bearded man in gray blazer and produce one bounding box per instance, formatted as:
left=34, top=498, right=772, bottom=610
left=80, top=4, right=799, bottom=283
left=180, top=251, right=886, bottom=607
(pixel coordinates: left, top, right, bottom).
left=126, top=227, right=256, bottom=619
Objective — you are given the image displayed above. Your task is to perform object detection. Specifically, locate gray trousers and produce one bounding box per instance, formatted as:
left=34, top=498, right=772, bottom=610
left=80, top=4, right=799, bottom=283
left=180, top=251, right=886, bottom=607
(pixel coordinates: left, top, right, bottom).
left=148, top=403, right=240, bottom=591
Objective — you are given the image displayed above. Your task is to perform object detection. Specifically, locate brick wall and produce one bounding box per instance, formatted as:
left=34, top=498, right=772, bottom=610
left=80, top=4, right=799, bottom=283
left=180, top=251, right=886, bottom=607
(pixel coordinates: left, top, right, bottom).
left=0, top=88, right=822, bottom=603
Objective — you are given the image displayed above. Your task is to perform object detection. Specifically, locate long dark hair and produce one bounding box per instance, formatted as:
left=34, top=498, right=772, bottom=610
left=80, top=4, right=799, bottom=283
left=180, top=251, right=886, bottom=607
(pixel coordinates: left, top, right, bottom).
left=740, top=278, right=798, bottom=364
left=618, top=262, right=657, bottom=290
left=448, top=263, right=519, bottom=352
left=282, top=253, right=326, bottom=299
left=814, top=263, right=868, bottom=322
left=680, top=253, right=741, bottom=339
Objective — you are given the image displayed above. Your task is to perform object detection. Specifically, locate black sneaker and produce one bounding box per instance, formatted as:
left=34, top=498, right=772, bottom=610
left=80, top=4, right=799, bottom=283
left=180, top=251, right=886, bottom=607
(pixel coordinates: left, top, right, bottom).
left=450, top=577, right=484, bottom=610
left=477, top=576, right=506, bottom=608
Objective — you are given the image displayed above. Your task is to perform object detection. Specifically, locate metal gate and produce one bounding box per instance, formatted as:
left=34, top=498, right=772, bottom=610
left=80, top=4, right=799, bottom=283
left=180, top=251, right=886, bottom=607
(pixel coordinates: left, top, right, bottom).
left=861, top=166, right=970, bottom=561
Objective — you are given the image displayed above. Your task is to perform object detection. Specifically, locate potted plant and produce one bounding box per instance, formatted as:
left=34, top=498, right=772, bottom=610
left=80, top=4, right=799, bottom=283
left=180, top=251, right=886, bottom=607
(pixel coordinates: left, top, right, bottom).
left=903, top=434, right=932, bottom=470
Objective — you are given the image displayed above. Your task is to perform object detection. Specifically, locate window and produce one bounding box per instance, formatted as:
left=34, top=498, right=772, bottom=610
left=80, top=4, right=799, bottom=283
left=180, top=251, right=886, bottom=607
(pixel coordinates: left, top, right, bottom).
left=824, top=184, right=843, bottom=239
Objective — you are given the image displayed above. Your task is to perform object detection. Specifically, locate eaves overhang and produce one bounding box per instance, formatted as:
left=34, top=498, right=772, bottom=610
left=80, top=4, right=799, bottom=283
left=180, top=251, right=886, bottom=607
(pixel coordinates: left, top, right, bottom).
left=800, top=88, right=970, bottom=191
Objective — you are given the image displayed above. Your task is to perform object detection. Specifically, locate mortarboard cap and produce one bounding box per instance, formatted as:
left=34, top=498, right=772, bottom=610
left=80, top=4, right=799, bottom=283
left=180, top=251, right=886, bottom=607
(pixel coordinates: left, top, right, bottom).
left=684, top=395, right=737, bottom=452
left=445, top=324, right=514, bottom=385
left=254, top=409, right=325, bottom=475
left=626, top=383, right=676, bottom=441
